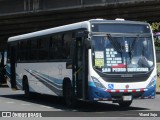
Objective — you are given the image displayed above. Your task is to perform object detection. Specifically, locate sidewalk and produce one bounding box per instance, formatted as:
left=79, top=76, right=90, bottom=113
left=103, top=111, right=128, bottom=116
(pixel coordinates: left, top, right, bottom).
left=156, top=77, right=160, bottom=94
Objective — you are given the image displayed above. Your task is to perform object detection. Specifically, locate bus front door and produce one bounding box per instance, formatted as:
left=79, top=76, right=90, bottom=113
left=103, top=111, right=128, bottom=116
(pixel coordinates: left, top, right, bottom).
left=74, top=38, right=83, bottom=98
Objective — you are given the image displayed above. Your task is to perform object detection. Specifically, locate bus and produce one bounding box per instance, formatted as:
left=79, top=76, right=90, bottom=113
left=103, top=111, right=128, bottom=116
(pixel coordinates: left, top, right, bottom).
left=6, top=19, right=156, bottom=107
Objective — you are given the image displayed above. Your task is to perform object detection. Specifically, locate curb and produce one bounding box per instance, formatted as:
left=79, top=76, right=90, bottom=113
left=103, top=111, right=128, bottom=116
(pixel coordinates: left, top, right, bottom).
left=0, top=84, right=8, bottom=88
left=156, top=92, right=160, bottom=94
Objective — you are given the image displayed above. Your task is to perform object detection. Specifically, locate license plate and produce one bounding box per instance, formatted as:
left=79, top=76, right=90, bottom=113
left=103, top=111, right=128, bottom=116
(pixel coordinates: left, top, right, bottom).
left=123, top=96, right=132, bottom=101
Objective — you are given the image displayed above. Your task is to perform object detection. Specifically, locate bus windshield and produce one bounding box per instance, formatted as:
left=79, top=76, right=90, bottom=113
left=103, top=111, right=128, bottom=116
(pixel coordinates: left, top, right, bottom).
left=91, top=35, right=154, bottom=74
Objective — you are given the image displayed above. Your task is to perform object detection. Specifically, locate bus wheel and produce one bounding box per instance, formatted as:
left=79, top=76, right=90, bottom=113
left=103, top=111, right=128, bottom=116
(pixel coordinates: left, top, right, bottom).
left=64, top=81, right=75, bottom=108
left=118, top=101, right=132, bottom=108
left=23, top=78, right=30, bottom=98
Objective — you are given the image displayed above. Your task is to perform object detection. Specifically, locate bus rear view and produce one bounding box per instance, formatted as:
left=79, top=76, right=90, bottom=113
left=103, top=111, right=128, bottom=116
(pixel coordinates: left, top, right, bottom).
left=89, top=20, right=156, bottom=107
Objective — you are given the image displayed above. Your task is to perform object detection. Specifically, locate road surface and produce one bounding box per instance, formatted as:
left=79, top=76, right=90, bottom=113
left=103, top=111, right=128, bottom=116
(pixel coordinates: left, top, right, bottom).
left=0, top=85, right=160, bottom=119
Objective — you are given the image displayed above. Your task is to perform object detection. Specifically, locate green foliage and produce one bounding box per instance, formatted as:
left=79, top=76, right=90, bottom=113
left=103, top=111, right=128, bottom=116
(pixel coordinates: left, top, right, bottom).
left=150, top=22, right=160, bottom=31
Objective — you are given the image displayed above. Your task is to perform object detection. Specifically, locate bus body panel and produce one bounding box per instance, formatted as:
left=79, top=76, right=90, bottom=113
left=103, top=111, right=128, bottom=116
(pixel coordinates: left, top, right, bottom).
left=88, top=50, right=156, bottom=101
left=6, top=62, right=72, bottom=96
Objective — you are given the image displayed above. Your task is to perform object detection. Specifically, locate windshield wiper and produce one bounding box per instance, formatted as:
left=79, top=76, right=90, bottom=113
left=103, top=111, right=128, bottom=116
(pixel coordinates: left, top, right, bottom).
left=128, top=34, right=139, bottom=59
left=130, top=34, right=139, bottom=52
left=106, top=34, right=122, bottom=53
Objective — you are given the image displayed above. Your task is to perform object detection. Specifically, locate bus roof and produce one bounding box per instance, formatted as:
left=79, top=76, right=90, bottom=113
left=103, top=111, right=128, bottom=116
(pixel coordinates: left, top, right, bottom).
left=8, top=19, right=149, bottom=42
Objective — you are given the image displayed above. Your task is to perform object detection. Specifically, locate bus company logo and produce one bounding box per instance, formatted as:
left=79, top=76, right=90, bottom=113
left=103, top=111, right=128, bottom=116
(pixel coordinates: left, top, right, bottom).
left=58, top=65, right=63, bottom=75
left=125, top=84, right=129, bottom=89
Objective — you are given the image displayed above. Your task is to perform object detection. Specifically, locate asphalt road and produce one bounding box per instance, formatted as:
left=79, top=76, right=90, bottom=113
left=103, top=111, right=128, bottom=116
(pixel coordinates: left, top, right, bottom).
left=0, top=85, right=160, bottom=119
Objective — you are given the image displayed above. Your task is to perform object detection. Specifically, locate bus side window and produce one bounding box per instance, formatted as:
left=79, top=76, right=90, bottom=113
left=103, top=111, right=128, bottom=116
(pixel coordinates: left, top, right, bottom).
left=50, top=35, right=60, bottom=59
left=19, top=41, right=26, bottom=61
left=49, top=32, right=73, bottom=60
left=17, top=42, right=20, bottom=62
left=30, top=39, right=38, bottom=61
left=49, top=36, right=55, bottom=59
left=63, top=33, right=73, bottom=59
left=49, top=34, right=62, bottom=59
left=37, top=37, right=49, bottom=60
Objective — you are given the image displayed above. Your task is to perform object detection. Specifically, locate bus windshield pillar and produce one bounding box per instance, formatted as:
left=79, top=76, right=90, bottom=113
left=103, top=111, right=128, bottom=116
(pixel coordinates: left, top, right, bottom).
left=82, top=36, right=88, bottom=100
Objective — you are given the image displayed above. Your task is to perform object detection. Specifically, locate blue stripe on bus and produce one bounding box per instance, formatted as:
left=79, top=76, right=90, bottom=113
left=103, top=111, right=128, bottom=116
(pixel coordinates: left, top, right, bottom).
left=88, top=85, right=111, bottom=101
left=88, top=81, right=156, bottom=101
left=25, top=69, right=63, bottom=96
left=25, top=69, right=63, bottom=85
left=142, top=81, right=156, bottom=98
left=88, top=81, right=96, bottom=87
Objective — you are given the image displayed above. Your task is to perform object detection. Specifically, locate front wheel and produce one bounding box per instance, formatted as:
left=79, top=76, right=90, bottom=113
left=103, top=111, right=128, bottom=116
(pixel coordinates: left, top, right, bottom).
left=118, top=101, right=132, bottom=108
left=63, top=81, right=76, bottom=108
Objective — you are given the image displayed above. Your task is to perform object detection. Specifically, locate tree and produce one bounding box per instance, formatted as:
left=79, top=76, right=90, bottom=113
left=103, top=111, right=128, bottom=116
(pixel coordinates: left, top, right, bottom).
left=150, top=22, right=160, bottom=32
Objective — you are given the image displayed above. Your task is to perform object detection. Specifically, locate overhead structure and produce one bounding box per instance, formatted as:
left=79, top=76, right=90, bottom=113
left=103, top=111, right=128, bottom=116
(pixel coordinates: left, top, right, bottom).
left=0, top=0, right=160, bottom=50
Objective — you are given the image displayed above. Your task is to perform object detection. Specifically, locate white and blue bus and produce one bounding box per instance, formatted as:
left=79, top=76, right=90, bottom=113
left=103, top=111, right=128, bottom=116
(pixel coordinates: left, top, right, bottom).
left=6, top=19, right=156, bottom=107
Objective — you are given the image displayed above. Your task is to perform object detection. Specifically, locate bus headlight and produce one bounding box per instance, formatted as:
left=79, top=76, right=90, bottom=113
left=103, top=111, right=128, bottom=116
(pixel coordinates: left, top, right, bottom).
left=91, top=76, right=105, bottom=89
left=147, top=76, right=156, bottom=88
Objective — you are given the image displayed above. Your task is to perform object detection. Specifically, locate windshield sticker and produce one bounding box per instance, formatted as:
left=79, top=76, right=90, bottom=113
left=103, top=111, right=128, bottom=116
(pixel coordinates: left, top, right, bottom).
left=102, top=68, right=149, bottom=73
left=102, top=68, right=111, bottom=72
left=112, top=68, right=126, bottom=72
left=125, top=41, right=129, bottom=52
left=112, top=64, right=126, bottom=68
left=127, top=68, right=149, bottom=72
left=109, top=68, right=149, bottom=72
left=106, top=48, right=123, bottom=67
left=95, top=59, right=104, bottom=68
left=95, top=51, right=104, bottom=58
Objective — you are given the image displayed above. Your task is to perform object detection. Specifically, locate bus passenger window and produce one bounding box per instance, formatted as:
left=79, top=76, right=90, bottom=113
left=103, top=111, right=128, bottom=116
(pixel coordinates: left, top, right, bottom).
left=37, top=38, right=49, bottom=60
left=30, top=39, right=38, bottom=61
left=63, top=33, right=72, bottom=59
left=49, top=37, right=55, bottom=59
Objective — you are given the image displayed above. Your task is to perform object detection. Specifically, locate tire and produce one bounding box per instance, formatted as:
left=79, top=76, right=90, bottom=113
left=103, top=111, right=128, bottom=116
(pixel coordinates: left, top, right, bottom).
left=23, top=78, right=31, bottom=98
left=118, top=101, right=132, bottom=108
left=63, top=81, right=76, bottom=108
